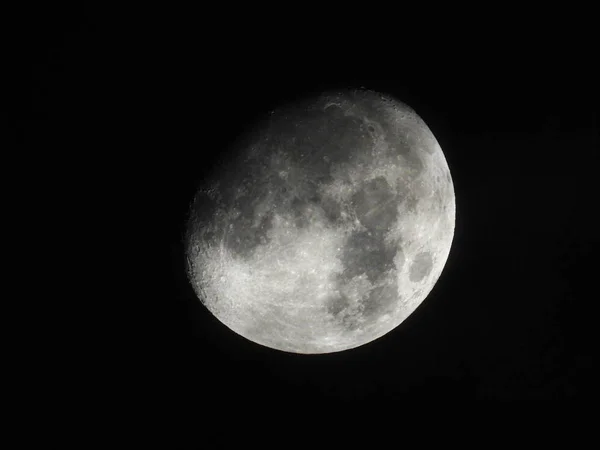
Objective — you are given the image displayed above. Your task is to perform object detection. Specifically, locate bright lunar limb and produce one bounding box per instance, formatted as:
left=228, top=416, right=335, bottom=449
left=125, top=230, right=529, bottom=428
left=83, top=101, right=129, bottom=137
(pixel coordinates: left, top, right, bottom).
left=185, top=89, right=455, bottom=354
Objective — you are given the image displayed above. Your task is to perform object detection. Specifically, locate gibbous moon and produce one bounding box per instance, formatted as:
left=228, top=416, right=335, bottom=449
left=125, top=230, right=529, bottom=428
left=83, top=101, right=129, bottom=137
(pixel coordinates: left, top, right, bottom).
left=185, top=89, right=455, bottom=354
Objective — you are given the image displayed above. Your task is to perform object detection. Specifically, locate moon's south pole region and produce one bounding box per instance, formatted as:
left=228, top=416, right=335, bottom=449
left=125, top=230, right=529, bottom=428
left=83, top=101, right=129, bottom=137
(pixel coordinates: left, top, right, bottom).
left=185, top=89, right=455, bottom=354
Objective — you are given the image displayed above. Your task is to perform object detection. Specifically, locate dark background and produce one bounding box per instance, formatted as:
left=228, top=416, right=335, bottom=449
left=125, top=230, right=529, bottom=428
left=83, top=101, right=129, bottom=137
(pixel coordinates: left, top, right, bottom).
left=17, top=7, right=598, bottom=409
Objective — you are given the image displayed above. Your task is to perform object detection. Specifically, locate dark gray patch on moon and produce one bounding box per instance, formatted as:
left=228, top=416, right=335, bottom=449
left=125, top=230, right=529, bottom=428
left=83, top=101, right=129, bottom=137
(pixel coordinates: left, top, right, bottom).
left=290, top=195, right=324, bottom=228
left=340, top=230, right=397, bottom=283
left=338, top=309, right=364, bottom=332
left=405, top=194, right=419, bottom=213
left=390, top=136, right=412, bottom=156
left=320, top=195, right=343, bottom=223
left=351, top=176, right=398, bottom=232
left=270, top=108, right=374, bottom=169
left=400, top=151, right=424, bottom=177
left=325, top=291, right=363, bottom=332
left=326, top=292, right=351, bottom=316
left=362, top=278, right=400, bottom=318
left=224, top=208, right=274, bottom=258
left=409, top=252, right=433, bottom=282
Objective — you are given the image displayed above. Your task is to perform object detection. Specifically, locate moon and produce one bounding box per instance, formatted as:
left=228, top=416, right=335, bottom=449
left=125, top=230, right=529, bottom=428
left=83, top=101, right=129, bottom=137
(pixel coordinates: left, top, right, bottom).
left=185, top=89, right=455, bottom=354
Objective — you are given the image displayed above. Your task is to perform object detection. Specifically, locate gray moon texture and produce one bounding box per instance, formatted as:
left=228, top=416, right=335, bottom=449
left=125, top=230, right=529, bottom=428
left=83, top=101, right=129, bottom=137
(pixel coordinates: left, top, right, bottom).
left=185, top=89, right=455, bottom=354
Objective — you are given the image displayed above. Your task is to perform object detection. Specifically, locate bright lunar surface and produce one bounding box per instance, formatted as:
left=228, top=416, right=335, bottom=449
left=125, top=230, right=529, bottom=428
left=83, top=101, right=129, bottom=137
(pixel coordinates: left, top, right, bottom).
left=185, top=89, right=455, bottom=354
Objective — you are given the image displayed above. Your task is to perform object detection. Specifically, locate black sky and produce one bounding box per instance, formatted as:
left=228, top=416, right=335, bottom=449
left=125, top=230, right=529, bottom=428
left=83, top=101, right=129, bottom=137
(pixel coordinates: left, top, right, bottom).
left=18, top=8, right=598, bottom=410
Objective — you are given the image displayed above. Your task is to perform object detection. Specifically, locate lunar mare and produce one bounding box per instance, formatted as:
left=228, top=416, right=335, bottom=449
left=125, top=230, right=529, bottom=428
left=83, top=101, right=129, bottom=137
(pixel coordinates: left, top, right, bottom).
left=186, top=89, right=455, bottom=354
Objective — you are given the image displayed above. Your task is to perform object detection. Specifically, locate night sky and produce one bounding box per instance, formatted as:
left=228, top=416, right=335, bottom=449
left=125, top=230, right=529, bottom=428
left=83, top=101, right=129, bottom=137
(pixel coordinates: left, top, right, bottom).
left=19, top=7, right=598, bottom=410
